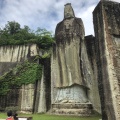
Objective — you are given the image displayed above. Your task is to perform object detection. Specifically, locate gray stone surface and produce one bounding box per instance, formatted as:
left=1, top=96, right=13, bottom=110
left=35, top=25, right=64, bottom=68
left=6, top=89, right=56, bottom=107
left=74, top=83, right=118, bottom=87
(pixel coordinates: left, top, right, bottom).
left=0, top=44, right=38, bottom=62
left=93, top=1, right=120, bottom=120
left=54, top=85, right=89, bottom=103
left=51, top=103, right=92, bottom=116
left=0, top=44, right=39, bottom=113
left=21, top=84, right=34, bottom=113
left=37, top=69, right=46, bottom=113
left=85, top=35, right=101, bottom=113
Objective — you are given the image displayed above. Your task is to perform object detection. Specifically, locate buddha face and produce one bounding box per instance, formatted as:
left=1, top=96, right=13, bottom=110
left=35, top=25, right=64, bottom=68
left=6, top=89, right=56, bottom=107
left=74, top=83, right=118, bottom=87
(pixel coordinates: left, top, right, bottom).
left=64, top=3, right=75, bottom=19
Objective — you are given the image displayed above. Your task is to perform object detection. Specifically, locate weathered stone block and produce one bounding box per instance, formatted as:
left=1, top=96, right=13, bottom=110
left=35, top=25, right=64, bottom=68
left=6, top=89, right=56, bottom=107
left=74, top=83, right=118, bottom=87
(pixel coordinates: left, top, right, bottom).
left=93, top=1, right=120, bottom=120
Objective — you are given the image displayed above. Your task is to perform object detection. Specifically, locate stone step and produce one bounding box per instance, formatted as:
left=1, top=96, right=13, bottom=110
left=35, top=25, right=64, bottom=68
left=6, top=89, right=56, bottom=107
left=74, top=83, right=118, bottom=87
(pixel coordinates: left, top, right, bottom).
left=52, top=103, right=93, bottom=109
left=51, top=108, right=92, bottom=116
left=51, top=103, right=93, bottom=116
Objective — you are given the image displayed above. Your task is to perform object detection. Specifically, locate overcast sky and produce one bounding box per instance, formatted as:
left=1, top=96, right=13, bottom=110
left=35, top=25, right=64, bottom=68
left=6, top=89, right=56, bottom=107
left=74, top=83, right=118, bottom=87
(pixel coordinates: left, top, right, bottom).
left=0, top=0, right=119, bottom=35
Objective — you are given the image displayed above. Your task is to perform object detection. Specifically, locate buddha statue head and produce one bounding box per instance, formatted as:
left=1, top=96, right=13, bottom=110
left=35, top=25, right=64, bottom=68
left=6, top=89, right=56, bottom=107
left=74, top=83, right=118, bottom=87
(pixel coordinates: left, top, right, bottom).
left=64, top=3, right=75, bottom=19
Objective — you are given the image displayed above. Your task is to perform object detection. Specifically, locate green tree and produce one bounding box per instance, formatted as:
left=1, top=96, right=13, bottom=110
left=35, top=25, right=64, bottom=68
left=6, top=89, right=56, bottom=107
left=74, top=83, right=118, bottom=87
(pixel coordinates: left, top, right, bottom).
left=4, top=21, right=21, bottom=35
left=35, top=27, right=54, bottom=49
left=35, top=27, right=52, bottom=36
left=13, top=25, right=35, bottom=40
left=0, top=21, right=54, bottom=49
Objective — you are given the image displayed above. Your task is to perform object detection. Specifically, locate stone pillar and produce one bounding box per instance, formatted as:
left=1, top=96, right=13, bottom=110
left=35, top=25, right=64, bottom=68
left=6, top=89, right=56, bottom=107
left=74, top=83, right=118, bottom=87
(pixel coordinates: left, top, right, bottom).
left=37, top=69, right=46, bottom=113
left=93, top=1, right=120, bottom=120
left=21, top=84, right=34, bottom=113
left=85, top=35, right=101, bottom=113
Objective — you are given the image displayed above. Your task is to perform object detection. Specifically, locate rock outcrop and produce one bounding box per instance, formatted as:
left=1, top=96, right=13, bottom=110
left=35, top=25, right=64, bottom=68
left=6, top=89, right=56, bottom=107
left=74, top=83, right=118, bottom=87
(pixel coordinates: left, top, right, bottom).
left=0, top=44, right=40, bottom=113
left=93, top=1, right=120, bottom=119
left=85, top=35, right=101, bottom=113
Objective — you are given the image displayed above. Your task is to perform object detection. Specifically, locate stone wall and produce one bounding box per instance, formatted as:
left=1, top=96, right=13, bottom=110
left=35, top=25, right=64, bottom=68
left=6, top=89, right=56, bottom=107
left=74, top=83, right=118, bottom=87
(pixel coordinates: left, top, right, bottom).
left=0, top=44, right=39, bottom=112
left=20, top=84, right=35, bottom=113
left=85, top=35, right=101, bottom=113
left=0, top=44, right=39, bottom=74
left=93, top=1, right=120, bottom=120
left=35, top=59, right=50, bottom=113
left=0, top=44, right=51, bottom=113
left=0, top=89, right=20, bottom=111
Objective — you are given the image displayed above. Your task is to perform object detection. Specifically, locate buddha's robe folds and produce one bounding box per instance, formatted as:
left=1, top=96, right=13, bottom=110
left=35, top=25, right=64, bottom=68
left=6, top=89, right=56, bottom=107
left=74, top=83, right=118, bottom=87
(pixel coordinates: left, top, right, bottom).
left=51, top=3, right=93, bottom=103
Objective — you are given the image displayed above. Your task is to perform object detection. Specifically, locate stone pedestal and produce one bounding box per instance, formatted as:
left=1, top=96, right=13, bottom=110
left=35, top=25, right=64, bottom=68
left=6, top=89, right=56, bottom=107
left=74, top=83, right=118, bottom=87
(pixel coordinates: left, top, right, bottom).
left=51, top=103, right=93, bottom=116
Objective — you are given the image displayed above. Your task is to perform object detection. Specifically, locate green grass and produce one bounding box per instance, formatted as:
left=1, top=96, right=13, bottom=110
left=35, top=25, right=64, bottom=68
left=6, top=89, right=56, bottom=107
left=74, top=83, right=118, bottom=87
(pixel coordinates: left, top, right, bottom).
left=0, top=113, right=101, bottom=120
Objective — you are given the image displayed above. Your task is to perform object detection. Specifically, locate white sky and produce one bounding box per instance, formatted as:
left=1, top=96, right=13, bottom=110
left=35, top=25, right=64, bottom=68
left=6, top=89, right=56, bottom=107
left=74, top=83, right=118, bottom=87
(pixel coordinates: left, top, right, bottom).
left=0, top=0, right=119, bottom=35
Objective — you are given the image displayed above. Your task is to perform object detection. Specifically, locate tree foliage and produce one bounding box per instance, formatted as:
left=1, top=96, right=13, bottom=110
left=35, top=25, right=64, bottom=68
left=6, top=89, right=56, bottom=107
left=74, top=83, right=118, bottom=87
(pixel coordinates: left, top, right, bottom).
left=0, top=21, right=54, bottom=49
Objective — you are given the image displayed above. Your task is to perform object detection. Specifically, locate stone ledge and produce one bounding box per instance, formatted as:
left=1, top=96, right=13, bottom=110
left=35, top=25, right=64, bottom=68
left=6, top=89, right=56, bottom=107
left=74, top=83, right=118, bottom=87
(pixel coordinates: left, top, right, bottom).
left=51, top=103, right=93, bottom=116
left=52, top=103, right=93, bottom=109
left=51, top=108, right=92, bottom=116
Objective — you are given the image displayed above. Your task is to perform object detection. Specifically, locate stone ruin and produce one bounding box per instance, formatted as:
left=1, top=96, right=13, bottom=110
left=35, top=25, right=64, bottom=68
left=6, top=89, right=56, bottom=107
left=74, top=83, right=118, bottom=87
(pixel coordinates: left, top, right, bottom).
left=0, top=1, right=120, bottom=120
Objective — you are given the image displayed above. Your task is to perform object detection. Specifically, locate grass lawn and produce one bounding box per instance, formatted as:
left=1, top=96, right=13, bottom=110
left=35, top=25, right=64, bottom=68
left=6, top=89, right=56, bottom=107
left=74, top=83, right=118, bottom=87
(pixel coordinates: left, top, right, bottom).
left=0, top=113, right=101, bottom=120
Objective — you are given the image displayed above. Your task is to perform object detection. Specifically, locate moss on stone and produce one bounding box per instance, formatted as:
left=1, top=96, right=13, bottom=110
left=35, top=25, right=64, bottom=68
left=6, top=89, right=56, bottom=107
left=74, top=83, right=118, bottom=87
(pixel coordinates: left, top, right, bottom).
left=0, top=61, right=42, bottom=95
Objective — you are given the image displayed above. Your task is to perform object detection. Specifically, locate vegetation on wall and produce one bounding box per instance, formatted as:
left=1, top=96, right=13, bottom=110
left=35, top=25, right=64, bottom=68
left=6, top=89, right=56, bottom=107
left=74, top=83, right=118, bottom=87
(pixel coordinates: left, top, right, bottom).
left=0, top=21, right=54, bottom=49
left=0, top=61, right=42, bottom=95
left=0, top=21, right=52, bottom=96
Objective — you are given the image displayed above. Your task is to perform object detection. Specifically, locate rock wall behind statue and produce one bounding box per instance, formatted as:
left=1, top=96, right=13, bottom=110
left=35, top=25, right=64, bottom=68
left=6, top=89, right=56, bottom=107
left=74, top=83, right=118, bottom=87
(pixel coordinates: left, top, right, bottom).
left=0, top=44, right=39, bottom=112
left=85, top=35, right=101, bottom=113
left=93, top=1, right=120, bottom=120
